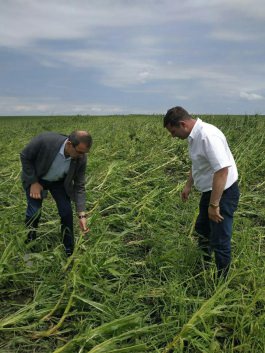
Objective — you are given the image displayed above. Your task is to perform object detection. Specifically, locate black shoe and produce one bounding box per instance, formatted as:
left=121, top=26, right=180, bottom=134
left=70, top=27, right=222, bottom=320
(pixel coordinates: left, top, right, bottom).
left=65, top=248, right=73, bottom=257
left=25, top=231, right=37, bottom=244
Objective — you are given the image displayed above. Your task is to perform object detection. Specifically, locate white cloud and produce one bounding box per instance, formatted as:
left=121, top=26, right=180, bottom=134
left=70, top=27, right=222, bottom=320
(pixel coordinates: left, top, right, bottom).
left=0, top=96, right=125, bottom=115
left=15, top=43, right=265, bottom=102
left=48, top=47, right=237, bottom=87
left=1, top=0, right=265, bottom=48
left=211, top=30, right=260, bottom=42
left=240, top=92, right=264, bottom=101
left=0, top=1, right=173, bottom=48
left=186, top=0, right=265, bottom=20
left=1, top=1, right=265, bottom=115
left=49, top=48, right=156, bottom=87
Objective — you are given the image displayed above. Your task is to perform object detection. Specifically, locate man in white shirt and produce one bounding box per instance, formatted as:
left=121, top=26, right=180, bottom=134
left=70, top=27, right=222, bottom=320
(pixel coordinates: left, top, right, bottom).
left=164, top=106, right=240, bottom=278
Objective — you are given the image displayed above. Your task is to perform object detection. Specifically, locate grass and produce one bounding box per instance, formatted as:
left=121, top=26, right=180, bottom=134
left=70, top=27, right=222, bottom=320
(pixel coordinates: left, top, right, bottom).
left=0, top=114, right=265, bottom=352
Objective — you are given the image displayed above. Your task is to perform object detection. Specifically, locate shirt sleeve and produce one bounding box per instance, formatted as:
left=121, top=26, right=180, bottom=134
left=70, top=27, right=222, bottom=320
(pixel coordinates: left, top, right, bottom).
left=202, top=134, right=232, bottom=172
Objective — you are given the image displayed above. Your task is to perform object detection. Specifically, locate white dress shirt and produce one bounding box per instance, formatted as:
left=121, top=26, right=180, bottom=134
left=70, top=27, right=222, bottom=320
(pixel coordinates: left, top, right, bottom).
left=188, top=118, right=238, bottom=192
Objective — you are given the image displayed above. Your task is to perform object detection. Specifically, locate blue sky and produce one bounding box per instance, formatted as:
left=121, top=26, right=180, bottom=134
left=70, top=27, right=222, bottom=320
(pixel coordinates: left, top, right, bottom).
left=1, top=0, right=265, bottom=116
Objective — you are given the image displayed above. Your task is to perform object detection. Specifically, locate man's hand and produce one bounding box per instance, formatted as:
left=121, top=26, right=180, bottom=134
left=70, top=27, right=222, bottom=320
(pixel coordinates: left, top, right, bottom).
left=181, top=170, right=193, bottom=202
left=30, top=182, right=43, bottom=199
left=78, top=215, right=90, bottom=234
left=208, top=206, right=224, bottom=223
left=181, top=185, right=191, bottom=201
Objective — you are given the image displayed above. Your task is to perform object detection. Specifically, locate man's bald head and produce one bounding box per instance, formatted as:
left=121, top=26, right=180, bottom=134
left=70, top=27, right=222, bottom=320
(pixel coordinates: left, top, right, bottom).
left=68, top=131, right=92, bottom=148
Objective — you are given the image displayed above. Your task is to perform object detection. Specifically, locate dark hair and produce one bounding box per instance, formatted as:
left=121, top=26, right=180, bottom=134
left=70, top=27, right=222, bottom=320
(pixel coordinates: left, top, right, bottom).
left=68, top=131, right=92, bottom=148
left=163, top=106, right=192, bottom=127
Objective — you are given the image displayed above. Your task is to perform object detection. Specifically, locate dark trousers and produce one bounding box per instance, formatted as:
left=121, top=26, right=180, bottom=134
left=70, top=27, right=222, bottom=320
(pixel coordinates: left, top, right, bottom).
left=25, top=179, right=74, bottom=252
left=195, top=181, right=240, bottom=277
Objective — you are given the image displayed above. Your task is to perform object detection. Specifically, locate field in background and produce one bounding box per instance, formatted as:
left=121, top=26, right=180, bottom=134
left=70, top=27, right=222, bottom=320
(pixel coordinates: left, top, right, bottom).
left=0, top=114, right=265, bottom=353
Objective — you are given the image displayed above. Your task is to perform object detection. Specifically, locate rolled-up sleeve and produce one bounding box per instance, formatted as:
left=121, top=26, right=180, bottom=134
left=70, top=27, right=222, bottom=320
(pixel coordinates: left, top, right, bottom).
left=202, top=135, right=232, bottom=172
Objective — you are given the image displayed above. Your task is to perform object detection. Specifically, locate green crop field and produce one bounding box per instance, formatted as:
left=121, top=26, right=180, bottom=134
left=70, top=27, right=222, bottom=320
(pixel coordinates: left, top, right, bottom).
left=0, top=114, right=265, bottom=353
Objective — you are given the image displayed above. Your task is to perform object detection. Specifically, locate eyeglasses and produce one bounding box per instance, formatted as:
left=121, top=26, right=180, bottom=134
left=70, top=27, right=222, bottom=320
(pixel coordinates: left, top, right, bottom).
left=73, top=145, right=87, bottom=155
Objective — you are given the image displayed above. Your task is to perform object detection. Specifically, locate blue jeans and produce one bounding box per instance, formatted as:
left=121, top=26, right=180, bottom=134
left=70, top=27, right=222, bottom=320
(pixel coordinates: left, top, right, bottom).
left=195, top=181, right=240, bottom=277
left=25, top=179, right=74, bottom=252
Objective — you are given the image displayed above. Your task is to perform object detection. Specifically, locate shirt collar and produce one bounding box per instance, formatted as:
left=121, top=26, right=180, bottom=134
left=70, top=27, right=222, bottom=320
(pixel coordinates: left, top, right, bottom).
left=188, top=118, right=202, bottom=142
left=59, top=139, right=71, bottom=159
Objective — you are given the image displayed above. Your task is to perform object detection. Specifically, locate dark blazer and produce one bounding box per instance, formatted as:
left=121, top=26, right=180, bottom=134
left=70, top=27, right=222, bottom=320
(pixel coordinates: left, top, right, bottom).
left=20, top=132, right=87, bottom=212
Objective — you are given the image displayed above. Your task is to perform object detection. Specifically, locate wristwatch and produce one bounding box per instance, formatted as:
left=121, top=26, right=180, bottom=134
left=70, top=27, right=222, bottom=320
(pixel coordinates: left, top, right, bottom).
left=209, top=203, right=219, bottom=209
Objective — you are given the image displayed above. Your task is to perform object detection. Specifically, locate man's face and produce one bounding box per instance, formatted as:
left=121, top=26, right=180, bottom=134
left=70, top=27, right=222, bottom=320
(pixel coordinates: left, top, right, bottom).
left=66, top=141, right=90, bottom=159
left=165, top=123, right=188, bottom=140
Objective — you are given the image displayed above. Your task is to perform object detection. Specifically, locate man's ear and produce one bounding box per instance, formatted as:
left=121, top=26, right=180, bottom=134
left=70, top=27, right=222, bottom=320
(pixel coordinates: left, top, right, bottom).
left=66, top=140, right=72, bottom=147
left=64, top=140, right=72, bottom=153
left=179, top=121, right=187, bottom=129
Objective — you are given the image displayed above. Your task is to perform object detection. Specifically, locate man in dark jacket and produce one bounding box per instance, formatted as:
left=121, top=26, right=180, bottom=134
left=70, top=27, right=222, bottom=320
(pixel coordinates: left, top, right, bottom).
left=20, top=130, right=92, bottom=256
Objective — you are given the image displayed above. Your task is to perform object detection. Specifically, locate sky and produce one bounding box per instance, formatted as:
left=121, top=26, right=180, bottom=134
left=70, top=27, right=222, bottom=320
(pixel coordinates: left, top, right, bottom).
left=0, top=0, right=265, bottom=116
